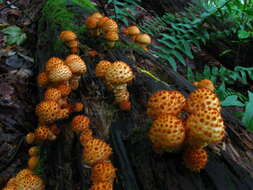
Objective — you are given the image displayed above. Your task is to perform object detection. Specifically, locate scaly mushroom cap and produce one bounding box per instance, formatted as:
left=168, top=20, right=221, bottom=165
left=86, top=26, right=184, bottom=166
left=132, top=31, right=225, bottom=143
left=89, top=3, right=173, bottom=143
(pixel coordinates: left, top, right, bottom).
left=101, top=19, right=118, bottom=33
left=16, top=169, right=33, bottom=181
left=86, top=16, right=100, bottom=29
left=184, top=88, right=221, bottom=114
left=45, top=57, right=64, bottom=73
left=123, top=26, right=140, bottom=36
left=57, top=108, right=70, bottom=119
left=28, top=156, right=39, bottom=170
left=185, top=107, right=225, bottom=147
left=57, top=84, right=71, bottom=97
left=28, top=146, right=39, bottom=157
left=97, top=17, right=110, bottom=28
left=183, top=148, right=208, bottom=172
left=65, top=54, right=87, bottom=75
left=147, top=90, right=186, bottom=120
left=91, top=161, right=116, bottom=184
left=71, top=115, right=90, bottom=133
left=60, top=30, right=77, bottom=42
left=3, top=184, right=17, bottom=190
left=73, top=102, right=84, bottom=112
left=25, top=132, right=35, bottom=144
left=194, top=79, right=215, bottom=91
left=135, top=33, right=151, bottom=45
left=44, top=88, right=62, bottom=101
left=17, top=174, right=45, bottom=190
left=67, top=40, right=79, bottom=48
left=37, top=72, right=48, bottom=88
left=47, top=64, right=72, bottom=83
left=91, top=12, right=103, bottom=19
left=34, top=126, right=56, bottom=141
left=104, top=31, right=119, bottom=41
left=35, top=100, right=61, bottom=124
left=80, top=128, right=93, bottom=146
left=105, top=61, right=134, bottom=85
left=83, top=138, right=112, bottom=166
left=90, top=182, right=113, bottom=190
left=95, top=60, right=112, bottom=78
left=149, top=114, right=185, bottom=152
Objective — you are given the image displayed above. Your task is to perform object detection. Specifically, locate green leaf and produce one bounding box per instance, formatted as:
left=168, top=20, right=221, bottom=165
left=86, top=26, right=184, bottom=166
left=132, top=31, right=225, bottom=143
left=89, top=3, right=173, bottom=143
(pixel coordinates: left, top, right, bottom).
left=1, top=25, right=27, bottom=45
left=238, top=30, right=250, bottom=39
left=242, top=91, right=253, bottom=130
left=181, top=41, right=193, bottom=59
left=221, top=95, right=244, bottom=107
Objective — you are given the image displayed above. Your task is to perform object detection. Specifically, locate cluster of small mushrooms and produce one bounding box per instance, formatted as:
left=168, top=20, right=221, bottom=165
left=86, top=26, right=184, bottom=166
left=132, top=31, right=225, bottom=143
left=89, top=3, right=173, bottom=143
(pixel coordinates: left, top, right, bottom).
left=60, top=30, right=80, bottom=54
left=95, top=60, right=134, bottom=111
left=147, top=79, right=225, bottom=171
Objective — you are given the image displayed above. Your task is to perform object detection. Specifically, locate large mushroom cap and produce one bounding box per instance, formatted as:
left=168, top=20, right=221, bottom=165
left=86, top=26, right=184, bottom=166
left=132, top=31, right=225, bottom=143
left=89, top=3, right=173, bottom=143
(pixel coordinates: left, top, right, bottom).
left=47, top=64, right=72, bottom=83
left=101, top=19, right=118, bottom=33
left=95, top=60, right=112, bottom=78
left=105, top=61, right=134, bottom=85
left=135, top=33, right=151, bottom=45
left=71, top=115, right=90, bottom=133
left=184, top=88, right=221, bottom=114
left=185, top=107, right=225, bottom=147
left=183, top=148, right=208, bottom=172
left=65, top=54, right=87, bottom=75
left=16, top=169, right=33, bottom=181
left=123, top=26, right=140, bottom=36
left=60, top=30, right=77, bottom=41
left=34, top=126, right=56, bottom=141
left=91, top=161, right=116, bottom=184
left=147, top=90, right=186, bottom=120
left=149, top=114, right=185, bottom=152
left=44, top=88, right=62, bottom=101
left=83, top=138, right=112, bottom=166
left=85, top=16, right=100, bottom=29
left=90, top=182, right=113, bottom=190
left=45, top=57, right=64, bottom=73
left=17, top=174, right=45, bottom=190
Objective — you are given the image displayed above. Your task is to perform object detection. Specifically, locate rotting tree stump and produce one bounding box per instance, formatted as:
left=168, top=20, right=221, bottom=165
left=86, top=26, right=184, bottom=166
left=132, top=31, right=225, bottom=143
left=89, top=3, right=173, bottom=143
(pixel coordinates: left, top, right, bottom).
left=35, top=2, right=253, bottom=190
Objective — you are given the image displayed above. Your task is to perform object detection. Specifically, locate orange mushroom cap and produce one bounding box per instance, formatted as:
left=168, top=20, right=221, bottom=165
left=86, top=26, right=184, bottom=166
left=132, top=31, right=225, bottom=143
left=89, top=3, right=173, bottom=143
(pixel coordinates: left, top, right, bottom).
left=37, top=72, right=48, bottom=88
left=91, top=161, right=116, bottom=184
left=65, top=54, right=87, bottom=75
left=104, top=31, right=119, bottom=41
left=80, top=128, right=93, bottom=146
left=89, top=182, right=113, bottom=190
left=183, top=148, right=208, bottom=172
left=56, top=83, right=71, bottom=97
left=15, top=169, right=33, bottom=181
left=44, top=88, right=62, bottom=101
left=47, top=64, right=72, bottom=84
left=193, top=79, right=215, bottom=91
left=25, top=132, right=35, bottom=144
left=135, top=33, right=151, bottom=45
left=67, top=40, right=79, bottom=48
left=3, top=184, right=17, bottom=190
left=123, top=26, right=140, bottom=36
left=86, top=16, right=100, bottom=29
left=28, top=146, right=40, bottom=157
left=17, top=174, right=45, bottom=190
left=95, top=60, right=112, bottom=78
left=60, top=30, right=77, bottom=42
left=90, top=12, right=103, bottom=19
left=147, top=90, right=186, bottom=120
left=45, top=57, right=64, bottom=73
left=7, top=177, right=16, bottom=186
left=105, top=61, right=134, bottom=85
left=184, top=88, right=221, bottom=114
left=34, top=125, right=56, bottom=141
left=101, top=19, right=118, bottom=33
left=97, top=17, right=110, bottom=28
left=73, top=102, right=84, bottom=112
left=83, top=138, right=112, bottom=166
left=28, top=156, right=39, bottom=170
left=71, top=115, right=90, bottom=133
left=149, top=114, right=186, bottom=152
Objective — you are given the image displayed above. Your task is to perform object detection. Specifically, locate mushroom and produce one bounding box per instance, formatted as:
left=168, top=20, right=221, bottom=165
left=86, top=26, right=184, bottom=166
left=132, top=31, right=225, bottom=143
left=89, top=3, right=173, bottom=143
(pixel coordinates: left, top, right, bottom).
left=147, top=90, right=186, bottom=120
left=95, top=60, right=112, bottom=78
left=44, top=88, right=62, bottom=102
left=37, top=72, right=48, bottom=88
left=192, top=79, right=215, bottom=91
left=28, top=146, right=39, bottom=157
left=57, top=83, right=71, bottom=97
left=104, top=31, right=119, bottom=47
left=122, top=26, right=141, bottom=41
left=184, top=88, right=221, bottom=114
left=149, top=114, right=186, bottom=153
left=83, top=138, right=112, bottom=166
left=185, top=107, right=225, bottom=148
left=89, top=182, right=113, bottom=190
left=34, top=125, right=56, bottom=141
left=91, top=161, right=116, bottom=184
left=15, top=169, right=33, bottom=181
left=25, top=132, right=35, bottom=144
left=45, top=57, right=64, bottom=74
left=183, top=148, right=208, bottom=172
left=47, top=64, right=72, bottom=84
left=67, top=40, right=79, bottom=54
left=28, top=156, right=39, bottom=170
left=101, top=19, right=118, bottom=33
left=73, top=102, right=84, bottom=112
left=80, top=128, right=93, bottom=146
left=17, top=174, right=45, bottom=190
left=85, top=16, right=101, bottom=36
left=90, top=12, right=103, bottom=19
left=71, top=115, right=90, bottom=133
left=6, top=177, right=16, bottom=186
left=135, top=33, right=151, bottom=50
left=60, top=30, right=79, bottom=53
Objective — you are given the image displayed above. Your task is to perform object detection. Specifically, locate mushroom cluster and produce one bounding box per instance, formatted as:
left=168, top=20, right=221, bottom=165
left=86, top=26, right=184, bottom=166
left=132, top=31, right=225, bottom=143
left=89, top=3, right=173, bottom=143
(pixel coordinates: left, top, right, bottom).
left=147, top=84, right=225, bottom=171
left=71, top=115, right=116, bottom=189
left=85, top=12, right=119, bottom=47
left=122, top=25, right=152, bottom=50
left=60, top=30, right=79, bottom=54
left=95, top=60, right=134, bottom=110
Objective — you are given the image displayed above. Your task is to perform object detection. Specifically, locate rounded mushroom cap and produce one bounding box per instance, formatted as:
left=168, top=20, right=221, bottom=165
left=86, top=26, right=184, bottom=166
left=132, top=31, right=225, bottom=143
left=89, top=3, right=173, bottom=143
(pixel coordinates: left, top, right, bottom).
left=28, top=156, right=39, bottom=170
left=90, top=182, right=113, bottom=190
left=91, top=12, right=103, bottom=19
left=183, top=148, right=208, bottom=172
left=83, top=138, right=112, bottom=166
left=91, top=161, right=116, bottom=183
left=184, top=88, right=221, bottom=114
left=34, top=126, right=56, bottom=141
left=149, top=114, right=185, bottom=152
left=17, top=174, right=45, bottom=190
left=45, top=57, right=64, bottom=73
left=35, top=100, right=61, bottom=124
left=47, top=64, right=72, bottom=83
left=86, top=16, right=100, bottom=29
left=65, top=54, right=87, bottom=75
left=101, top=19, right=118, bottom=33
left=44, top=88, right=62, bottom=101
left=73, top=102, right=84, bottom=112
left=71, top=115, right=90, bottom=133
left=104, top=31, right=119, bottom=41
left=28, top=146, right=40, bottom=157
left=135, top=33, right=151, bottom=45
left=25, top=132, right=35, bottom=144
left=16, top=169, right=33, bottom=181
left=95, top=60, right=112, bottom=78
left=67, top=40, right=79, bottom=48
left=147, top=90, right=186, bottom=120
left=80, top=128, right=93, bottom=146
left=185, top=107, right=225, bottom=146
left=123, top=26, right=140, bottom=36
left=57, top=84, right=71, bottom=97
left=37, top=72, right=48, bottom=88
left=60, top=30, right=77, bottom=41
left=105, top=61, right=134, bottom=85
left=194, top=79, right=215, bottom=91
left=97, top=17, right=110, bottom=27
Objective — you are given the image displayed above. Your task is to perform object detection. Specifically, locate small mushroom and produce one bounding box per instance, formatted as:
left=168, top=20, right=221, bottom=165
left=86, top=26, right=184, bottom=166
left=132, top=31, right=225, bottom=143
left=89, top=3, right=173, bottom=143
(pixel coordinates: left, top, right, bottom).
left=45, top=57, right=64, bottom=74
left=104, top=31, right=119, bottom=48
left=91, top=161, right=116, bottom=184
left=37, top=72, right=48, bottom=88
left=28, top=146, right=39, bottom=157
left=85, top=16, right=101, bottom=36
left=71, top=115, right=90, bottom=133
left=80, top=128, right=93, bottom=146
left=67, top=40, right=79, bottom=54
left=89, top=182, right=113, bottom=190
left=60, top=30, right=77, bottom=42
left=47, top=64, right=72, bottom=84
left=95, top=60, right=112, bottom=78
left=73, top=102, right=84, bottom=112
left=192, top=79, right=215, bottom=91
left=122, top=26, right=140, bottom=41
left=57, top=84, right=71, bottom=97
left=44, top=88, right=62, bottom=102
left=17, top=174, right=45, bottom=190
left=135, top=33, right=151, bottom=50
left=28, top=156, right=39, bottom=170
left=34, top=125, right=56, bottom=141
left=101, top=19, right=118, bottom=33
left=25, top=132, right=35, bottom=144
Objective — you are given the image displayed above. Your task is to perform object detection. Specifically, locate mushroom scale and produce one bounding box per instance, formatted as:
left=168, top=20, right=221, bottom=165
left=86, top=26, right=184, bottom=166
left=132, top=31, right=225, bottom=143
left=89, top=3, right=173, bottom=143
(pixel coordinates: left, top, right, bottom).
left=45, top=57, right=64, bottom=73
left=71, top=115, right=90, bottom=133
left=80, top=128, right=93, bottom=146
left=65, top=54, right=87, bottom=75
left=89, top=182, right=113, bottom=190
left=34, top=126, right=56, bottom=141
left=44, top=88, right=62, bottom=101
left=91, top=161, right=116, bottom=184
left=95, top=60, right=112, bottom=78
left=16, top=174, right=45, bottom=190
left=47, top=64, right=72, bottom=84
